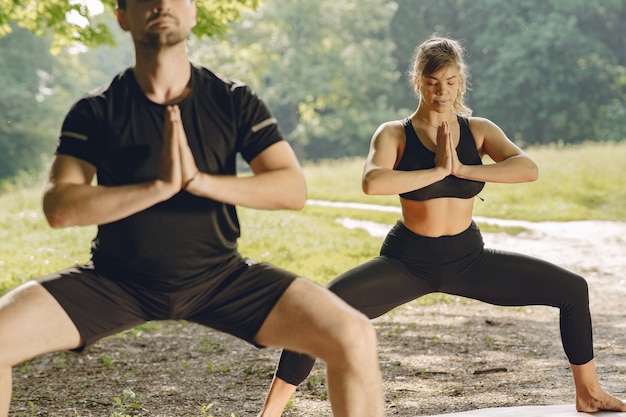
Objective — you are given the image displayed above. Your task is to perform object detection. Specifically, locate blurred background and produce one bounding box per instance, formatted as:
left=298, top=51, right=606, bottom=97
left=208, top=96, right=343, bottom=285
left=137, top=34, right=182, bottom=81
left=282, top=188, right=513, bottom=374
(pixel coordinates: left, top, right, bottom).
left=1, top=0, right=625, bottom=182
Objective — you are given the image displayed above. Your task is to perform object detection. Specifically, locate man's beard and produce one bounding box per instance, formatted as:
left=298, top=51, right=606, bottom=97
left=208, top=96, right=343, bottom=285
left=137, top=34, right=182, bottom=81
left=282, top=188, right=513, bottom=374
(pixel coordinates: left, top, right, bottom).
left=142, top=30, right=188, bottom=49
left=140, top=12, right=189, bottom=49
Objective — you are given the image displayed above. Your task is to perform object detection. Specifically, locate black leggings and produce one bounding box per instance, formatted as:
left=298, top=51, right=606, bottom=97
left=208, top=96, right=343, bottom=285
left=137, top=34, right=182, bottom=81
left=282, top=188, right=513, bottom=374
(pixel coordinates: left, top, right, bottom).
left=276, top=220, right=592, bottom=385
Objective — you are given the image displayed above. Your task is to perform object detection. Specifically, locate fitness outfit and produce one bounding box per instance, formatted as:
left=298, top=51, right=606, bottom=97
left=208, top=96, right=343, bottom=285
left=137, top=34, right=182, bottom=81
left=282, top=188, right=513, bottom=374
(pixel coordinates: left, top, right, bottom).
left=39, top=65, right=297, bottom=348
left=397, top=116, right=485, bottom=201
left=275, top=117, right=592, bottom=386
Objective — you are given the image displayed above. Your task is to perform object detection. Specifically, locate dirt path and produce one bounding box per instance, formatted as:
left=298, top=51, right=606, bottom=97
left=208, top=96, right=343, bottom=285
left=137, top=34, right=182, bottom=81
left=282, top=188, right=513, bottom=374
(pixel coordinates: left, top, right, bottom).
left=9, top=208, right=626, bottom=416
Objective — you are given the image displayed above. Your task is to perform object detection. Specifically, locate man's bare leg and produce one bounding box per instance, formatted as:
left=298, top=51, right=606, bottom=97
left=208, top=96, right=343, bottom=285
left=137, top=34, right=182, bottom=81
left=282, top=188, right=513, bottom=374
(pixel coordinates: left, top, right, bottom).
left=0, top=281, right=82, bottom=416
left=255, top=278, right=383, bottom=417
left=571, top=359, right=626, bottom=412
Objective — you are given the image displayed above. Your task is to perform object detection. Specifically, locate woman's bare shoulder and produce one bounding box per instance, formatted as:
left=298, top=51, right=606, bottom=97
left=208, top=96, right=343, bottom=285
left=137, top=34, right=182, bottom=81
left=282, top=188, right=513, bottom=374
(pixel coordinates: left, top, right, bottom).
left=467, top=116, right=501, bottom=132
left=373, top=119, right=407, bottom=141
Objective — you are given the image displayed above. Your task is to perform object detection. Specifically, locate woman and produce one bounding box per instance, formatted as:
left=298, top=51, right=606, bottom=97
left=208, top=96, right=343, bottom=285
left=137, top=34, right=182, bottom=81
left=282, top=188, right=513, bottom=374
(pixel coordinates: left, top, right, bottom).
left=257, top=36, right=626, bottom=416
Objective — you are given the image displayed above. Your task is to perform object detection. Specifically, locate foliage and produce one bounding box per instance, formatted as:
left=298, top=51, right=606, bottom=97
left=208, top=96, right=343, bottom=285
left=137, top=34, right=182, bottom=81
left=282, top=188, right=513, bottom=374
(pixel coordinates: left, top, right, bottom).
left=189, top=0, right=626, bottom=158
left=110, top=388, right=141, bottom=416
left=0, top=17, right=132, bottom=182
left=0, top=0, right=259, bottom=54
left=0, top=0, right=113, bottom=54
left=467, top=0, right=623, bottom=145
left=1, top=0, right=626, bottom=179
left=0, top=25, right=61, bottom=180
left=190, top=0, right=401, bottom=160
left=390, top=0, right=626, bottom=146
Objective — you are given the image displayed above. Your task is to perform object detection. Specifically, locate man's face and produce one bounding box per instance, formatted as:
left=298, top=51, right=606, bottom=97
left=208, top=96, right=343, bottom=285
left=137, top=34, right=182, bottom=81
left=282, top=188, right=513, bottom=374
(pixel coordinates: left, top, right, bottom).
left=117, top=0, right=196, bottom=48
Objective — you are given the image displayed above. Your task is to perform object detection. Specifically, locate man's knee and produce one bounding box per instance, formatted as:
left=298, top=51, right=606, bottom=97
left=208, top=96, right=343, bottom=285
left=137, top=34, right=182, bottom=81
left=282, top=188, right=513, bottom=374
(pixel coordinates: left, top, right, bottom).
left=0, top=282, right=81, bottom=368
left=326, top=310, right=377, bottom=365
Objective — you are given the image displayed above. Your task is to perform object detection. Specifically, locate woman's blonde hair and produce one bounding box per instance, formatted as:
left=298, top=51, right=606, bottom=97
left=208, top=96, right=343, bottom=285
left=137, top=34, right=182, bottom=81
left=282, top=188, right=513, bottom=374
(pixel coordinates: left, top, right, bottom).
left=408, top=36, right=472, bottom=116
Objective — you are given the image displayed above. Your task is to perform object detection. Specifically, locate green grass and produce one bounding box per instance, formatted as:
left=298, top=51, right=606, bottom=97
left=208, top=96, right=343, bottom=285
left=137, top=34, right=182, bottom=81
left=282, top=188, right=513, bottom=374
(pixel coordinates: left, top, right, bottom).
left=475, top=142, right=626, bottom=221
left=1, top=141, right=624, bottom=294
left=0, top=188, right=95, bottom=293
left=303, top=141, right=626, bottom=221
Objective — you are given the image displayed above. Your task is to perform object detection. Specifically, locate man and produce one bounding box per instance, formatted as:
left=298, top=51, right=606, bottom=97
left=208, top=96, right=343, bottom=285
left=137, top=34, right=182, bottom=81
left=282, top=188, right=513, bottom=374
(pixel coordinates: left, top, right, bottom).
left=0, top=1, right=384, bottom=416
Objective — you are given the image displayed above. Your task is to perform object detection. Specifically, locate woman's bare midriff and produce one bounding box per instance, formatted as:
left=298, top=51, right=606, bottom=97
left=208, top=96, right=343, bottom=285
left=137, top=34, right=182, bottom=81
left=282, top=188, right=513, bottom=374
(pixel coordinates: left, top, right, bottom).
left=399, top=197, right=475, bottom=237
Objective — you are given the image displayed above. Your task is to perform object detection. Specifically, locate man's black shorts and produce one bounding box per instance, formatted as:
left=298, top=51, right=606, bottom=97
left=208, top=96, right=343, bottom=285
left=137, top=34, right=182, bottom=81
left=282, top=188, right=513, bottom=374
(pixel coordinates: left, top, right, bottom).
left=38, top=255, right=297, bottom=350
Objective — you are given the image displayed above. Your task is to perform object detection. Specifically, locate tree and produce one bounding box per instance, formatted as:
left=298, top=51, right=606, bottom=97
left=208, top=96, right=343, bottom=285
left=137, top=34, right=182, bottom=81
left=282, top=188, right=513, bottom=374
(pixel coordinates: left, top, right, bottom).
left=389, top=0, right=626, bottom=145
left=0, top=0, right=262, bottom=181
left=0, top=0, right=259, bottom=53
left=191, top=0, right=401, bottom=160
left=0, top=25, right=61, bottom=179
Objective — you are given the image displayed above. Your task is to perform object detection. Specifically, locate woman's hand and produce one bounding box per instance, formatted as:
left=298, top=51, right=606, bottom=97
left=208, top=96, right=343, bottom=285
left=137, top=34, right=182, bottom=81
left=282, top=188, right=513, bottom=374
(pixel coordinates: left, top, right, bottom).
left=434, top=121, right=454, bottom=176
left=447, top=122, right=463, bottom=176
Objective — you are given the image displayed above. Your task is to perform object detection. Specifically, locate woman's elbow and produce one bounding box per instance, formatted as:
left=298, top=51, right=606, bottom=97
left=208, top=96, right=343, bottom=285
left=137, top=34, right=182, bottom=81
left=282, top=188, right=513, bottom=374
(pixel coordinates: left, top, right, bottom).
left=512, top=155, right=538, bottom=182
left=362, top=177, right=383, bottom=195
left=362, top=168, right=389, bottom=195
left=362, top=180, right=374, bottom=195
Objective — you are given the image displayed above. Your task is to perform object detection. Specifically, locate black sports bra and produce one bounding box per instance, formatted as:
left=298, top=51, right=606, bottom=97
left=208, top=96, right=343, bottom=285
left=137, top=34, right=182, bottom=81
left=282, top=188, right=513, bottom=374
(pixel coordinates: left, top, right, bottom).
left=396, top=116, right=485, bottom=201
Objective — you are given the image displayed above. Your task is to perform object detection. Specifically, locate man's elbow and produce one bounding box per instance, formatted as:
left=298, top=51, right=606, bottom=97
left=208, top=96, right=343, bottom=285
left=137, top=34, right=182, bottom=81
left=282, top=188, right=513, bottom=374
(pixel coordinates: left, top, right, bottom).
left=43, top=194, right=73, bottom=228
left=526, top=161, right=539, bottom=182
left=285, top=197, right=306, bottom=210
left=285, top=184, right=307, bottom=210
left=43, top=207, right=71, bottom=228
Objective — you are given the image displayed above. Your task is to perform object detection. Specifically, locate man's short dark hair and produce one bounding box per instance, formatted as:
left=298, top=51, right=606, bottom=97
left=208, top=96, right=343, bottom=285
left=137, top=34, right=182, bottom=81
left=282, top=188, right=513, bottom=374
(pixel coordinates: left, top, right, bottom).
left=117, top=0, right=126, bottom=9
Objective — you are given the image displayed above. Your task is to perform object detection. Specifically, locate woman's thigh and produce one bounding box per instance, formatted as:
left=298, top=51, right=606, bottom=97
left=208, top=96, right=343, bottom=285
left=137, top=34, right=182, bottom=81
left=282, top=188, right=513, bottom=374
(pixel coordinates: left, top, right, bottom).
left=443, top=249, right=588, bottom=309
left=327, top=256, right=439, bottom=319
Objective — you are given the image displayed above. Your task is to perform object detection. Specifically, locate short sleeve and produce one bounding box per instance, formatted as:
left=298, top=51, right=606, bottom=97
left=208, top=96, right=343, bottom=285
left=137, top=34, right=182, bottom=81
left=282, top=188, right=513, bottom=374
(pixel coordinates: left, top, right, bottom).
left=55, top=98, right=104, bottom=167
left=232, top=83, right=284, bottom=163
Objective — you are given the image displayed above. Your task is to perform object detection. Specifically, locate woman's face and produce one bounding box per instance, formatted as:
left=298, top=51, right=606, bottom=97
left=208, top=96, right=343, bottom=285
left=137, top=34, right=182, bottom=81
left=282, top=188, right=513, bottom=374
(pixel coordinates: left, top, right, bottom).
left=417, top=64, right=460, bottom=113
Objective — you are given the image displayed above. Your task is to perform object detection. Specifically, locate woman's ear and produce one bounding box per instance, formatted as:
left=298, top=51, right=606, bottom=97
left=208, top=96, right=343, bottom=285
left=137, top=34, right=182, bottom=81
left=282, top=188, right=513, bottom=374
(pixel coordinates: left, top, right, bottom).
left=413, top=76, right=420, bottom=90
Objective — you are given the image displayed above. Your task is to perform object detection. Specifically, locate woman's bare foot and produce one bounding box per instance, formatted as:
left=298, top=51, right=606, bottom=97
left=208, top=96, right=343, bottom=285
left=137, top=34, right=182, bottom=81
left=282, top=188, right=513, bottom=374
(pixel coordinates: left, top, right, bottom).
left=576, top=389, right=626, bottom=413
left=571, top=360, right=626, bottom=412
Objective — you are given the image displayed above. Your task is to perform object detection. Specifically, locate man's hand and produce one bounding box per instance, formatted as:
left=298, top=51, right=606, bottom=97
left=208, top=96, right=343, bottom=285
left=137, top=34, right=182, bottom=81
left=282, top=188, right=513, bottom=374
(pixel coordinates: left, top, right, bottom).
left=175, top=106, right=201, bottom=193
left=159, top=105, right=185, bottom=197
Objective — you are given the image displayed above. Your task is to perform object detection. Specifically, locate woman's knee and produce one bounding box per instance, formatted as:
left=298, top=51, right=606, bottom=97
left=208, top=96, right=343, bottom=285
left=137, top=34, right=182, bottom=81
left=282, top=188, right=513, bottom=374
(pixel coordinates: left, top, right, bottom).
left=566, top=274, right=589, bottom=304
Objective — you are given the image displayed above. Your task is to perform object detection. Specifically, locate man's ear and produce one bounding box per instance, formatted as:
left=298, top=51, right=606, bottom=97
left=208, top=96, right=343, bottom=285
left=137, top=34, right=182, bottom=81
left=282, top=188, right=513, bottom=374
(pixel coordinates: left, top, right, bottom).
left=191, top=2, right=197, bottom=29
left=116, top=8, right=130, bottom=32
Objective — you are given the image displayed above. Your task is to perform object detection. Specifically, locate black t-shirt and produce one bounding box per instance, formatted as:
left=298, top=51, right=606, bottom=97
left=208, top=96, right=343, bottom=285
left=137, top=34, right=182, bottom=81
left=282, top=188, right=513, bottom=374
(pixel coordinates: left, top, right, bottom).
left=56, top=64, right=284, bottom=289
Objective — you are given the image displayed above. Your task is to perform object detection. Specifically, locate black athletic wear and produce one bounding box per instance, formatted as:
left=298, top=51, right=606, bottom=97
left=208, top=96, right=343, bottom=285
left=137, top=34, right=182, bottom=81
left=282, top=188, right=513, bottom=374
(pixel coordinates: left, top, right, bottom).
left=276, top=221, right=593, bottom=385
left=396, top=116, right=485, bottom=201
left=55, top=65, right=283, bottom=290
left=39, top=64, right=297, bottom=348
left=273, top=115, right=593, bottom=386
left=39, top=257, right=297, bottom=348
